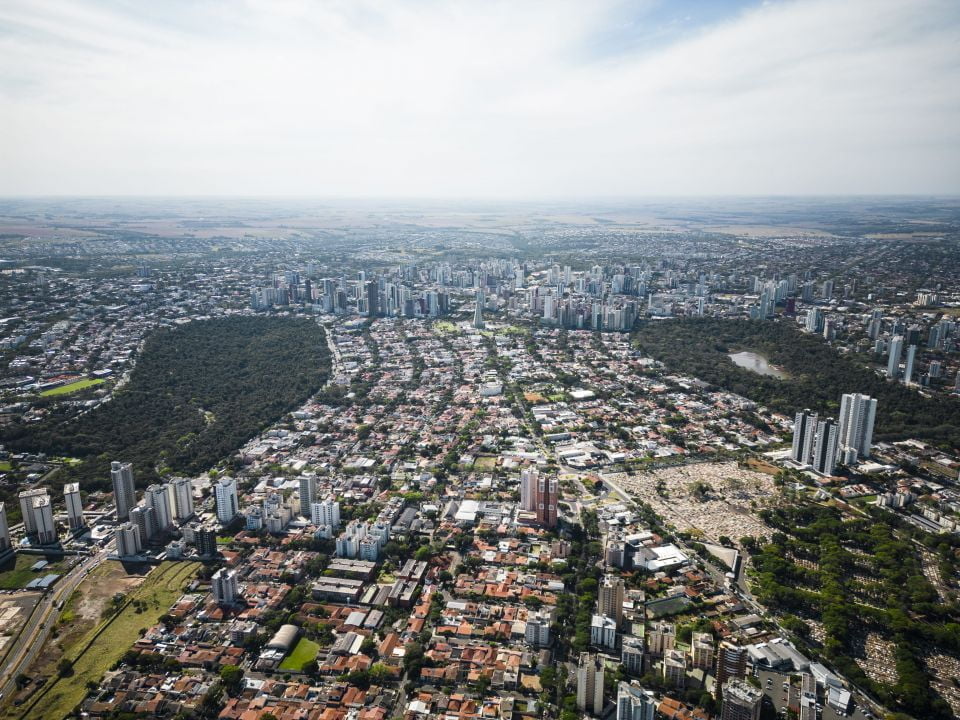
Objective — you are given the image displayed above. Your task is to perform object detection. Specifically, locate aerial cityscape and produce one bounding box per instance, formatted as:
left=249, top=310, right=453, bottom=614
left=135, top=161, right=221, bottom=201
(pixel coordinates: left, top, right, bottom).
left=1, top=2, right=959, bottom=720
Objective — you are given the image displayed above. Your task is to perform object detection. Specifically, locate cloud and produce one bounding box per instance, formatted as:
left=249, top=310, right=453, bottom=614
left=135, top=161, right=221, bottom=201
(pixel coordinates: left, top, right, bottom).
left=0, top=0, right=958, bottom=196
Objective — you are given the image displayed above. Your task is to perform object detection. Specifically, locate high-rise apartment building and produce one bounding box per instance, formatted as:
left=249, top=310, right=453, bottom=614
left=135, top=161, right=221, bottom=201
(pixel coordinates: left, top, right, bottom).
left=64, top=482, right=84, bottom=530
left=616, top=682, right=655, bottom=720
left=31, top=495, right=56, bottom=545
left=0, top=503, right=11, bottom=558
left=576, top=652, right=605, bottom=716
left=473, top=288, right=485, bottom=330
left=721, top=678, right=762, bottom=720
left=144, top=484, right=173, bottom=534
left=116, top=522, right=142, bottom=557
left=519, top=467, right=538, bottom=511
left=299, top=475, right=317, bottom=509
left=904, top=344, right=917, bottom=385
left=887, top=335, right=904, bottom=378
left=18, top=488, right=48, bottom=537
left=214, top=477, right=239, bottom=524
left=111, top=461, right=136, bottom=521
left=791, top=410, right=818, bottom=466
left=167, top=477, right=195, bottom=521
left=598, top=575, right=625, bottom=626
left=535, top=475, right=558, bottom=527
left=212, top=567, right=239, bottom=605
left=715, top=642, right=748, bottom=699
left=837, top=393, right=877, bottom=465
left=811, top=418, right=838, bottom=476
left=310, top=497, right=341, bottom=529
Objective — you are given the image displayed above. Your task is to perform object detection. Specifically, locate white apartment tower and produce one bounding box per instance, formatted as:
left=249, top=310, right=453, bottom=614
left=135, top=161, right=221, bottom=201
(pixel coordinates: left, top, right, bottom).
left=64, top=482, right=84, bottom=530
left=167, top=477, right=195, bottom=522
left=111, top=461, right=136, bottom=521
left=116, top=522, right=142, bottom=557
left=144, top=484, right=173, bottom=533
left=310, top=497, right=341, bottom=529
left=214, top=477, right=239, bottom=524
left=837, top=393, right=877, bottom=465
left=212, top=567, right=239, bottom=605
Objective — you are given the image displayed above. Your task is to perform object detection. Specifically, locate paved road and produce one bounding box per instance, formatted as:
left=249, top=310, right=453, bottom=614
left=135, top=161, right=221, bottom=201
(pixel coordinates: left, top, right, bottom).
left=0, top=543, right=111, bottom=703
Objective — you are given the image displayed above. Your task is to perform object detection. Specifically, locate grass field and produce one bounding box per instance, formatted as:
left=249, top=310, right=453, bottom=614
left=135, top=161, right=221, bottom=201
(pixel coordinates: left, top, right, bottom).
left=0, top=461, right=12, bottom=471
left=9, top=561, right=199, bottom=720
left=433, top=320, right=459, bottom=335
left=0, top=554, right=69, bottom=590
left=278, top=637, right=320, bottom=671
left=39, top=378, right=104, bottom=397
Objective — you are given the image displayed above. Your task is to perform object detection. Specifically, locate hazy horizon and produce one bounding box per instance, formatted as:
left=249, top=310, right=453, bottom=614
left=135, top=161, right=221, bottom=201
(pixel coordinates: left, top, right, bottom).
left=2, top=0, right=959, bottom=197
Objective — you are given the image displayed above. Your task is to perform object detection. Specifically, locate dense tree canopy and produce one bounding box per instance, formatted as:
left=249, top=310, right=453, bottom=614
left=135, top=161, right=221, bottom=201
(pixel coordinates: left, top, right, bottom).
left=634, top=318, right=960, bottom=450
left=3, top=316, right=330, bottom=488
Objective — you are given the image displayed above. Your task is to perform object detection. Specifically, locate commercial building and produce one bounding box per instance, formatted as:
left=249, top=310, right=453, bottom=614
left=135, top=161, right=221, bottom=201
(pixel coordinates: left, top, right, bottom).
left=111, top=461, right=136, bottom=521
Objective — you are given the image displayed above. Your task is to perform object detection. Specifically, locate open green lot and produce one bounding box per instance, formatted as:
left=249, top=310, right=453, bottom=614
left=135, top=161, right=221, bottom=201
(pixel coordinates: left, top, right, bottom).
left=278, top=637, right=320, bottom=671
left=11, top=561, right=199, bottom=720
left=0, top=461, right=12, bottom=471
left=0, top=553, right=69, bottom=590
left=39, top=378, right=105, bottom=397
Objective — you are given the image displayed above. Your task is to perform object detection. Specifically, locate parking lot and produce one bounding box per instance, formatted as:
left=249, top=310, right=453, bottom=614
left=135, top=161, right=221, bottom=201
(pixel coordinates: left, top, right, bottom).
left=755, top=668, right=876, bottom=720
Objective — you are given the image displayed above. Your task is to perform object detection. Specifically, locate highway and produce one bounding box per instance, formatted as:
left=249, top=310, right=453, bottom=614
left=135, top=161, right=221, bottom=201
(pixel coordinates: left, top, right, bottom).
left=0, top=542, right=111, bottom=704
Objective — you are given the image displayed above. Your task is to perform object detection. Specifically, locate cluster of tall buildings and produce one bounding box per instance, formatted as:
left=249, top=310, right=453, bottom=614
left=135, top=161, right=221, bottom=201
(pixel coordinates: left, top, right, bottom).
left=792, top=393, right=877, bottom=475
left=335, top=519, right=390, bottom=561
left=111, top=461, right=197, bottom=557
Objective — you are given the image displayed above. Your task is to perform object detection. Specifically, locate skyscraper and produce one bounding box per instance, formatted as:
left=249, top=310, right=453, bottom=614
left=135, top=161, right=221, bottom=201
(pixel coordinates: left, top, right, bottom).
left=214, top=477, right=239, bottom=524
left=365, top=280, right=380, bottom=317
left=18, top=488, right=48, bottom=537
left=167, top=477, right=195, bottom=521
left=811, top=418, right=839, bottom=476
left=64, top=482, right=84, bottom=531
left=535, top=475, right=558, bottom=527
left=904, top=344, right=917, bottom=384
left=837, top=393, right=877, bottom=465
left=111, top=461, right=136, bottom=521
left=299, top=475, right=317, bottom=509
left=598, top=575, right=625, bottom=626
left=791, top=410, right=818, bottom=466
left=0, top=503, right=11, bottom=559
left=130, top=506, right=155, bottom=543
left=519, top=467, right=539, bottom=511
left=715, top=641, right=748, bottom=700
left=144, top=484, right=172, bottom=534
left=576, top=652, right=605, bottom=716
left=473, top=288, right=485, bottom=329
left=887, top=335, right=904, bottom=378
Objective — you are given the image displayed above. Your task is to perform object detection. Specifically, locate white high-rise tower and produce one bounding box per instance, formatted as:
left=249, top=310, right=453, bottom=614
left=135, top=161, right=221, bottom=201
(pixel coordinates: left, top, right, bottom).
left=837, top=393, right=877, bottom=465
left=111, top=461, right=136, bottom=521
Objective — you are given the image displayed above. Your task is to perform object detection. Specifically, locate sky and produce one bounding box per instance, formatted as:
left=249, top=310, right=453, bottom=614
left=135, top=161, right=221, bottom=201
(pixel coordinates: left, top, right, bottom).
left=1, top=0, right=959, bottom=197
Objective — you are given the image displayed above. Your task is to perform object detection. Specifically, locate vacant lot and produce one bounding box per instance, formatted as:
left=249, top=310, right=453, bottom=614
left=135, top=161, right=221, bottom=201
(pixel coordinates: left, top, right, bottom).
left=7, top=561, right=199, bottom=720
